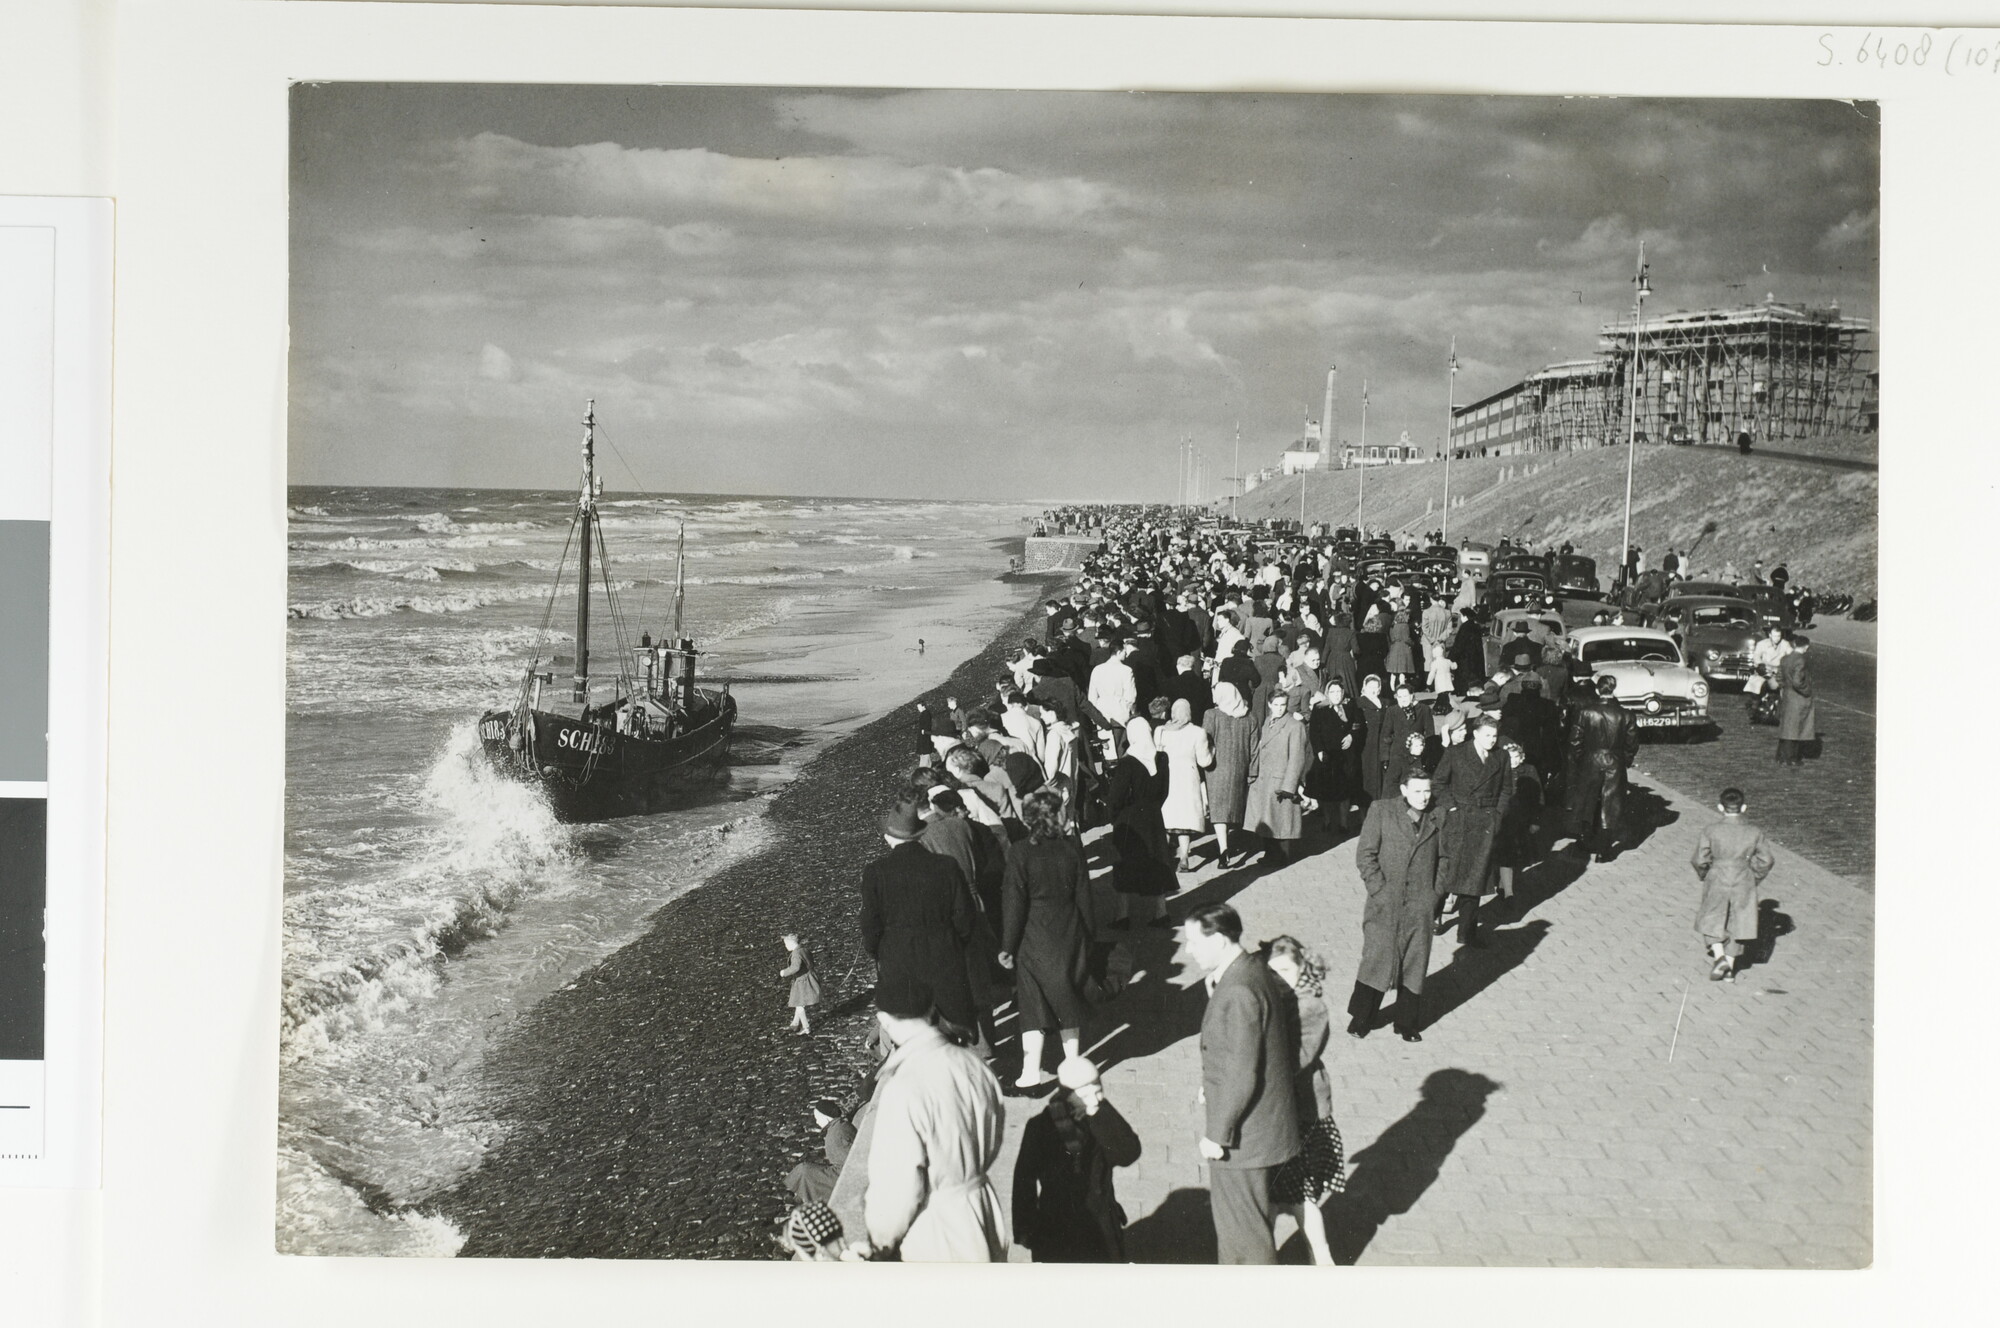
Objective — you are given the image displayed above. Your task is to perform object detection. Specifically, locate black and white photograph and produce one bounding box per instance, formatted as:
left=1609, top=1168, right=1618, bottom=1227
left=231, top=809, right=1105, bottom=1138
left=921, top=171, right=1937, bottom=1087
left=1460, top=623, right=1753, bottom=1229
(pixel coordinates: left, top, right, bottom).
left=281, top=84, right=1876, bottom=1266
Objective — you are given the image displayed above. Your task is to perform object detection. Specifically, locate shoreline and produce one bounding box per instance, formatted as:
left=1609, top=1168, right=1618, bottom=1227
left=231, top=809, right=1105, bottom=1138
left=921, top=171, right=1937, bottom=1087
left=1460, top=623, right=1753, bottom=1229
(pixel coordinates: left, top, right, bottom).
left=435, top=589, right=1061, bottom=1258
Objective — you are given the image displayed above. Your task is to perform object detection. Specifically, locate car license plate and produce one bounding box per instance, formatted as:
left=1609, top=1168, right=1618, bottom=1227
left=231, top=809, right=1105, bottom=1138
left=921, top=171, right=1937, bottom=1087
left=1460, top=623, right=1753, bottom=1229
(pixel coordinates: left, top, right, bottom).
left=1635, top=714, right=1687, bottom=727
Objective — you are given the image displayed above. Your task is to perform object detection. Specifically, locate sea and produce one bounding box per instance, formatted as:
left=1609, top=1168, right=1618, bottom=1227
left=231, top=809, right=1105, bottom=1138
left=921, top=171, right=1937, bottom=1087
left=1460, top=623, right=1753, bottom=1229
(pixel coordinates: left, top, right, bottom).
left=280, top=486, right=1044, bottom=1255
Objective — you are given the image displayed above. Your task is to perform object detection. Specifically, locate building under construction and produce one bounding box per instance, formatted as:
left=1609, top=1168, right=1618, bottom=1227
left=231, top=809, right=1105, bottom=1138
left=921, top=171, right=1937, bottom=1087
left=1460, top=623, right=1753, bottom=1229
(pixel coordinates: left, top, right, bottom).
left=1449, top=299, right=1875, bottom=456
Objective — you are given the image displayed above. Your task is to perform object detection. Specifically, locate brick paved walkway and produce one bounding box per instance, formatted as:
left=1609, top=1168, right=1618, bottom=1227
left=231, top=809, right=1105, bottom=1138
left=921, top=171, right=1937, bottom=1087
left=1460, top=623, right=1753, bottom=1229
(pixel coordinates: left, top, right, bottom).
left=987, top=772, right=1872, bottom=1267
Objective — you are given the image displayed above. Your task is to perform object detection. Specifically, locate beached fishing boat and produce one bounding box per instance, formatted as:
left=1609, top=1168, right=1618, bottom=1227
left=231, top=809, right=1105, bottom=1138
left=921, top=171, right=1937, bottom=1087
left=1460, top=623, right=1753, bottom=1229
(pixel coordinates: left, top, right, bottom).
left=478, top=401, right=735, bottom=821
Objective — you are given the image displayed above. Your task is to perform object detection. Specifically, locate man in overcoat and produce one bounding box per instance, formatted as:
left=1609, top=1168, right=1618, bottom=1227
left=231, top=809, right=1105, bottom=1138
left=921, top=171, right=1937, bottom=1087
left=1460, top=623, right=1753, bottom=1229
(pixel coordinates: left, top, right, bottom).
left=1180, top=902, right=1301, bottom=1265
left=1243, top=690, right=1314, bottom=863
left=1430, top=716, right=1516, bottom=948
left=1561, top=674, right=1638, bottom=864
left=1776, top=635, right=1816, bottom=766
left=861, top=805, right=982, bottom=1034
left=1349, top=770, right=1453, bottom=1042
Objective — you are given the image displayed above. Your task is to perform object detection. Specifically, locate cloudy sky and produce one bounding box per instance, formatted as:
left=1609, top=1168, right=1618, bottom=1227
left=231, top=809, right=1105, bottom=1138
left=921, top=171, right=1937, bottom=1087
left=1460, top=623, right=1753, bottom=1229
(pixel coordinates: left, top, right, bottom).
left=290, top=87, right=1877, bottom=499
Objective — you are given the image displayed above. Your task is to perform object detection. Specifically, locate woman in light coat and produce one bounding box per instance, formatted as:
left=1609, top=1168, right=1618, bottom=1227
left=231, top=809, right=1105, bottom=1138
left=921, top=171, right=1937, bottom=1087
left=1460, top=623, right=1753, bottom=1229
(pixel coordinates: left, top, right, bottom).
left=1243, top=690, right=1315, bottom=863
left=1156, top=697, right=1214, bottom=871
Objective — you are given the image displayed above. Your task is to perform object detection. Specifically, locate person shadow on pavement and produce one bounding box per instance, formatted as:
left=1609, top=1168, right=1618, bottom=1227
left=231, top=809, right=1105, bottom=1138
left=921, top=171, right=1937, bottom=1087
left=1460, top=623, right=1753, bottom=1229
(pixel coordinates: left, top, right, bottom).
left=1741, top=898, right=1795, bottom=974
left=1123, top=1186, right=1220, bottom=1263
left=1323, top=1068, right=1503, bottom=1265
left=1417, top=919, right=1551, bottom=1029
left=1087, top=855, right=1289, bottom=1071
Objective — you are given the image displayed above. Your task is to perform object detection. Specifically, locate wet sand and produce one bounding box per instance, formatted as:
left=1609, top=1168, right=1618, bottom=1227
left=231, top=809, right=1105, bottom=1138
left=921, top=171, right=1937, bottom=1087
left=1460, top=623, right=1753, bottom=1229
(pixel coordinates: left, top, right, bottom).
left=439, top=590, right=1052, bottom=1259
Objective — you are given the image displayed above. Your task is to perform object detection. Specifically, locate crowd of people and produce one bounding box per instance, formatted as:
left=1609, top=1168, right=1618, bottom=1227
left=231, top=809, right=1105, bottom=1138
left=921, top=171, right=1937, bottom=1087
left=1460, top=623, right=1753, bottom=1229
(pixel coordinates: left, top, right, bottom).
left=773, top=504, right=1800, bottom=1264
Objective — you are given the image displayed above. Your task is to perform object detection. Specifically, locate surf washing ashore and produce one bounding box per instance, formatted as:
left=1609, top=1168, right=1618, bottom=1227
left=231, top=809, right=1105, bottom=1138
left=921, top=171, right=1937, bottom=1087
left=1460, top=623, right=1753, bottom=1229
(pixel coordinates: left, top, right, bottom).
left=280, top=487, right=1046, bottom=1255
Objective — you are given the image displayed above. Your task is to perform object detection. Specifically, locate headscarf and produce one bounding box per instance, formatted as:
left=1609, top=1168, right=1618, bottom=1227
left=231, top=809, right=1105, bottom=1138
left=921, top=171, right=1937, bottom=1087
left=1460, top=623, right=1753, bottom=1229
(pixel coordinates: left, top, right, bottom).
left=1212, top=679, right=1250, bottom=719
left=1167, top=697, right=1193, bottom=728
left=1124, top=715, right=1160, bottom=767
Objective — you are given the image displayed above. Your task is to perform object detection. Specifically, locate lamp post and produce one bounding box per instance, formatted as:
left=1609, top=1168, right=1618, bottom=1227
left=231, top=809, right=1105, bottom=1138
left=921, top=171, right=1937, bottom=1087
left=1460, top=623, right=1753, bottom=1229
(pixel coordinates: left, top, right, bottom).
left=1232, top=422, right=1241, bottom=523
left=1357, top=379, right=1369, bottom=532
left=1441, top=337, right=1459, bottom=542
left=1619, top=242, right=1652, bottom=591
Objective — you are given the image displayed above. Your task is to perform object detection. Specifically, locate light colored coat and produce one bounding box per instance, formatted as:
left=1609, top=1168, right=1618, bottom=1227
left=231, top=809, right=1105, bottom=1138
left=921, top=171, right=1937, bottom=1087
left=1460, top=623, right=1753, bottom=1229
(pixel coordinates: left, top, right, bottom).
left=1087, top=656, right=1137, bottom=729
left=1157, top=720, right=1214, bottom=833
left=1243, top=711, right=1313, bottom=840
left=1690, top=815, right=1775, bottom=943
left=865, top=1028, right=1009, bottom=1261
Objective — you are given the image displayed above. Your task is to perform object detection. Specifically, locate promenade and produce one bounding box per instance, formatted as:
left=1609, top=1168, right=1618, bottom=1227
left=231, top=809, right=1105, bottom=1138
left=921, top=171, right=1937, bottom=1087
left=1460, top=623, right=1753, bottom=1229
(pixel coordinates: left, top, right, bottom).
left=989, top=768, right=1872, bottom=1268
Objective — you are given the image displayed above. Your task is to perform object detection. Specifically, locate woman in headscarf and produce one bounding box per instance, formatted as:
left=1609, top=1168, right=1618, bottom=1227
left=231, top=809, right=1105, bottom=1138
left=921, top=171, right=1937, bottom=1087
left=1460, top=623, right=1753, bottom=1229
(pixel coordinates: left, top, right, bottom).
left=1321, top=609, right=1358, bottom=696
left=999, top=790, right=1097, bottom=1090
left=1307, top=678, right=1364, bottom=836
left=1356, top=673, right=1387, bottom=804
left=1355, top=600, right=1390, bottom=685
left=1448, top=606, right=1487, bottom=699
left=1103, top=714, right=1176, bottom=926
left=1243, top=689, right=1315, bottom=865
left=1156, top=697, right=1214, bottom=872
left=1261, top=935, right=1345, bottom=1267
left=1200, top=679, right=1257, bottom=868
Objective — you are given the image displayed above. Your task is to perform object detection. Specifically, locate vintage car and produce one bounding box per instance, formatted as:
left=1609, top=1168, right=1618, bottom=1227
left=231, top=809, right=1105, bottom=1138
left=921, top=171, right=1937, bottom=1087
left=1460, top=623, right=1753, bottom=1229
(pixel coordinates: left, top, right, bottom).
left=1357, top=555, right=1408, bottom=583
left=1482, top=608, right=1567, bottom=675
left=1477, top=570, right=1558, bottom=617
left=1493, top=550, right=1545, bottom=576
left=1458, top=541, right=1493, bottom=580
left=1424, top=543, right=1458, bottom=563
left=1670, top=578, right=1737, bottom=599
left=1567, top=624, right=1714, bottom=732
left=1548, top=553, right=1601, bottom=601
left=1733, top=584, right=1798, bottom=631
left=1649, top=596, right=1762, bottom=686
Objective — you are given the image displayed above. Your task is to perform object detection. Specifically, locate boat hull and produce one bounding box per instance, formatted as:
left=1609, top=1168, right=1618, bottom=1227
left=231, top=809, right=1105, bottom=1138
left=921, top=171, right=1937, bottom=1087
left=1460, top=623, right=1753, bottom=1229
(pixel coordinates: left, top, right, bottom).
left=477, top=692, right=736, bottom=822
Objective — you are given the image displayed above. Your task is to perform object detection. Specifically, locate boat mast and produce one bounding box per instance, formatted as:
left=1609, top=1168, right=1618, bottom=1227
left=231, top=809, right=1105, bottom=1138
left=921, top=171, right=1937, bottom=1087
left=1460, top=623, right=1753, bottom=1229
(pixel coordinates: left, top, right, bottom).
left=573, top=400, right=598, bottom=702
left=672, top=519, right=687, bottom=644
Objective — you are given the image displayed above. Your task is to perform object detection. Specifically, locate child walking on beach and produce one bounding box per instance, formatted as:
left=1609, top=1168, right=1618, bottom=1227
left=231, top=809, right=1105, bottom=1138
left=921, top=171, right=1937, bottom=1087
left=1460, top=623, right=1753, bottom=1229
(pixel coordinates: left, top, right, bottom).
left=780, top=934, right=822, bottom=1034
left=1689, top=789, right=1775, bottom=983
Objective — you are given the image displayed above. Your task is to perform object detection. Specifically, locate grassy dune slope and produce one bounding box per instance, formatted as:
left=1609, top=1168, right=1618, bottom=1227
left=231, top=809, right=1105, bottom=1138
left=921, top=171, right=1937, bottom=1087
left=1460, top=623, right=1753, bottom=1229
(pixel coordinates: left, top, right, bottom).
left=1233, top=444, right=1878, bottom=598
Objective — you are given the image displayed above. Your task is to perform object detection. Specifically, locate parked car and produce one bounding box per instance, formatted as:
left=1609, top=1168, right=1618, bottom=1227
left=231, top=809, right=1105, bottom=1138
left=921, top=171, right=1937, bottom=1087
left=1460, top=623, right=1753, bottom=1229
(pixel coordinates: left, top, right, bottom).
left=1458, top=541, right=1493, bottom=580
left=1670, top=579, right=1738, bottom=599
left=1482, top=608, right=1567, bottom=675
left=1478, top=570, right=1558, bottom=617
left=1733, top=584, right=1798, bottom=631
left=1493, top=551, right=1545, bottom=576
left=1566, top=625, right=1714, bottom=733
left=1548, top=553, right=1601, bottom=601
left=1649, top=595, right=1761, bottom=688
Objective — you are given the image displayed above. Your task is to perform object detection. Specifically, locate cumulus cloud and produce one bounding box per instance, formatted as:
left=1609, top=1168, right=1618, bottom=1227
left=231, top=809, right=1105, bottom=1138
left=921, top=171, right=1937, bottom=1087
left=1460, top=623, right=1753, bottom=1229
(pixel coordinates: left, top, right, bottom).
left=478, top=343, right=517, bottom=382
left=1818, top=208, right=1877, bottom=254
left=437, top=133, right=1132, bottom=233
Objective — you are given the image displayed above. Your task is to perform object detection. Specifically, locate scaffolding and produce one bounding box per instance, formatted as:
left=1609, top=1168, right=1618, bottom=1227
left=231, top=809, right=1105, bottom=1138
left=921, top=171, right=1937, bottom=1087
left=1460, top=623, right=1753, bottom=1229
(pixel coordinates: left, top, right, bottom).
left=1524, top=358, right=1620, bottom=452
left=1598, top=301, right=1874, bottom=446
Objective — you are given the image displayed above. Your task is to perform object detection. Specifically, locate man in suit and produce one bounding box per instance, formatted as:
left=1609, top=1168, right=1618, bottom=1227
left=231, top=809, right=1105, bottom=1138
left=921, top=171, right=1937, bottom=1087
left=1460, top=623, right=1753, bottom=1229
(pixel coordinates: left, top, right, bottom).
left=1178, top=902, right=1301, bottom=1264
left=860, top=804, right=982, bottom=1036
left=1350, top=769, right=1452, bottom=1041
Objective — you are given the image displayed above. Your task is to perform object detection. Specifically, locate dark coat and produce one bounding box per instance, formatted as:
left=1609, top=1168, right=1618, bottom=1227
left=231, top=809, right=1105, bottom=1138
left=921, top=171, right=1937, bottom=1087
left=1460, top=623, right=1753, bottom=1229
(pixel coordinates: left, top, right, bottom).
left=1448, top=620, right=1487, bottom=696
left=859, top=840, right=980, bottom=1030
left=1200, top=953, right=1303, bottom=1168
left=1166, top=667, right=1212, bottom=722
left=1353, top=796, right=1452, bottom=993
left=1431, top=741, right=1515, bottom=897
left=1011, top=1095, right=1142, bottom=1262
left=1104, top=752, right=1176, bottom=896
left=1307, top=700, right=1364, bottom=804
left=1562, top=697, right=1637, bottom=840
left=1292, top=990, right=1334, bottom=1123
left=1357, top=695, right=1387, bottom=800
left=1380, top=701, right=1427, bottom=793
left=1777, top=649, right=1817, bottom=742
left=1498, top=689, right=1561, bottom=777
left=1497, top=761, right=1543, bottom=870
left=1321, top=623, right=1359, bottom=693
left=1000, top=835, right=1097, bottom=1030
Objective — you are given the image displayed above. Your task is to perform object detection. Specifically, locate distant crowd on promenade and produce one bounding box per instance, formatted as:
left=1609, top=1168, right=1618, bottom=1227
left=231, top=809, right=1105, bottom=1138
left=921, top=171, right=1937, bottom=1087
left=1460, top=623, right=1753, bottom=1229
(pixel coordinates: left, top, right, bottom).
left=771, top=504, right=1796, bottom=1265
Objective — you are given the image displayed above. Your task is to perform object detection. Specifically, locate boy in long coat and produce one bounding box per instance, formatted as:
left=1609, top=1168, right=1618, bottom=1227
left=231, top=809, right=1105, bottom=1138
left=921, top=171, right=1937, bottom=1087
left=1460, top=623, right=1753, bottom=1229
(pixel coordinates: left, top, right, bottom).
left=1430, top=717, right=1515, bottom=948
left=1243, top=693, right=1314, bottom=859
left=1348, top=770, right=1453, bottom=1041
left=1776, top=638, right=1817, bottom=765
left=1690, top=787, right=1776, bottom=982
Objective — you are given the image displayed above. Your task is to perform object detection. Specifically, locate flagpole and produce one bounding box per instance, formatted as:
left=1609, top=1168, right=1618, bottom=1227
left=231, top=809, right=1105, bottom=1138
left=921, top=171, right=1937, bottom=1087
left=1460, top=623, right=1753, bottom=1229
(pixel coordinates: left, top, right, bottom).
left=1442, top=337, right=1459, bottom=542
